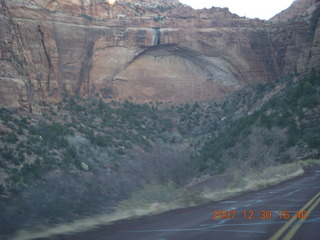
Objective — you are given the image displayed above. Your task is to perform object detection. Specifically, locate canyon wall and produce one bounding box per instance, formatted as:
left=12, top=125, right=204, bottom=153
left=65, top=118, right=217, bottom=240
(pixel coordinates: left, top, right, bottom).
left=0, top=0, right=319, bottom=110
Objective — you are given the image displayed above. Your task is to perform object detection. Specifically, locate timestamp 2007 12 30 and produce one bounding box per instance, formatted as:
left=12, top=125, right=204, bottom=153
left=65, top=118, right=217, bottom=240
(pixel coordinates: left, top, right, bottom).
left=211, top=210, right=309, bottom=220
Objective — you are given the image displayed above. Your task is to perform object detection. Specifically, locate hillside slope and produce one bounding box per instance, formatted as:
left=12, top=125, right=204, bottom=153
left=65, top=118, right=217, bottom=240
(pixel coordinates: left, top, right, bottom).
left=0, top=70, right=319, bottom=237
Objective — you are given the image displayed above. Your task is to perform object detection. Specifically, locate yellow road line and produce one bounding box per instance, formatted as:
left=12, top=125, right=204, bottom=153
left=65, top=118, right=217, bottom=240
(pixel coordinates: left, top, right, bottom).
left=269, top=191, right=320, bottom=240
left=283, top=196, right=320, bottom=240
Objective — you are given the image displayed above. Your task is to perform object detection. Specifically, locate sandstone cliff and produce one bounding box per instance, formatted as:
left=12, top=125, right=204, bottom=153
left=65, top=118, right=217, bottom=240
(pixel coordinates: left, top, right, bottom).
left=0, top=0, right=319, bottom=110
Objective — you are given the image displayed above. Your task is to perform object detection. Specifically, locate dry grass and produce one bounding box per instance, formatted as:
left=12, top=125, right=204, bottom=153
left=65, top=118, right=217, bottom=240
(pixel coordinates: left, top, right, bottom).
left=12, top=206, right=175, bottom=240
left=300, top=158, right=320, bottom=166
left=12, top=185, right=180, bottom=240
left=12, top=160, right=319, bottom=240
left=201, top=162, right=304, bottom=202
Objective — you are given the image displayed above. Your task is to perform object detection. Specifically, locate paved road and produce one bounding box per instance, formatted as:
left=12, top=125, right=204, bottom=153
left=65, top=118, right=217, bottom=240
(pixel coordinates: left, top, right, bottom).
left=40, top=166, right=320, bottom=240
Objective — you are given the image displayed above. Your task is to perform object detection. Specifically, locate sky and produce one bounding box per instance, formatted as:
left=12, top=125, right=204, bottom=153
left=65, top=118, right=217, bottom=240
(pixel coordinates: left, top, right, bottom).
left=179, top=0, right=296, bottom=20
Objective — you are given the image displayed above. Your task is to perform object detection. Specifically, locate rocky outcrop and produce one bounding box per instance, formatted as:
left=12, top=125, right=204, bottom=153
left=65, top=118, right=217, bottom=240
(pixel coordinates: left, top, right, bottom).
left=0, top=0, right=319, bottom=110
left=270, top=0, right=319, bottom=22
left=270, top=0, right=320, bottom=75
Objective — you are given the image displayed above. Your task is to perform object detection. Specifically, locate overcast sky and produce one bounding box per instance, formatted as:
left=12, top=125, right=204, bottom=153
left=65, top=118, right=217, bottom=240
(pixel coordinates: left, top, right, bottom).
left=179, top=0, right=295, bottom=20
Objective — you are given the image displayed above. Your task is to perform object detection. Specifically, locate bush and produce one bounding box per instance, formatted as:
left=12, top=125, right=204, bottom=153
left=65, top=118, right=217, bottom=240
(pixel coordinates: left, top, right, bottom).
left=277, top=154, right=292, bottom=164
left=0, top=147, right=14, bottom=161
left=299, top=96, right=318, bottom=108
left=5, top=133, right=18, bottom=144
left=304, top=133, right=319, bottom=148
left=117, top=182, right=177, bottom=210
left=80, top=14, right=94, bottom=21
left=89, top=134, right=112, bottom=147
left=20, top=159, right=44, bottom=181
left=259, top=113, right=272, bottom=129
left=65, top=146, right=77, bottom=159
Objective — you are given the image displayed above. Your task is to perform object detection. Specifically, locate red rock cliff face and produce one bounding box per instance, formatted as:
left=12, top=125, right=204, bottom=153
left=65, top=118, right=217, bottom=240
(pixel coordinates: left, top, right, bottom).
left=0, top=0, right=319, bottom=110
left=270, top=0, right=320, bottom=75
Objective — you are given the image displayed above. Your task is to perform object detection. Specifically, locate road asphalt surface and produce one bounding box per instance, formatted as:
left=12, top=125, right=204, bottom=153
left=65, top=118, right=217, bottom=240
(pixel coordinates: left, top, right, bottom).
left=38, top=165, right=320, bottom=240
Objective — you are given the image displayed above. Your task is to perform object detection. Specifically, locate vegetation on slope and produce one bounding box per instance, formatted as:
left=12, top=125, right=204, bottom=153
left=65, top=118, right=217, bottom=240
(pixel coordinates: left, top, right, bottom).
left=193, top=69, right=320, bottom=174
left=0, top=96, right=193, bottom=235
left=0, top=70, right=319, bottom=237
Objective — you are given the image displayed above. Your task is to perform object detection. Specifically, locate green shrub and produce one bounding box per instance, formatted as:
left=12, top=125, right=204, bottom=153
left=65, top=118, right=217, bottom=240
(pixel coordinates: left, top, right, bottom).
left=89, top=134, right=112, bottom=147
left=299, top=96, right=318, bottom=108
left=80, top=14, right=94, bottom=21
left=277, top=154, right=292, bottom=164
left=263, top=137, right=273, bottom=146
left=304, top=133, right=319, bottom=148
left=117, top=182, right=177, bottom=210
left=259, top=113, right=272, bottom=129
left=65, top=146, right=77, bottom=159
left=5, top=133, right=18, bottom=143
left=20, top=159, right=43, bottom=180
left=1, top=147, right=14, bottom=161
left=115, top=148, right=126, bottom=155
